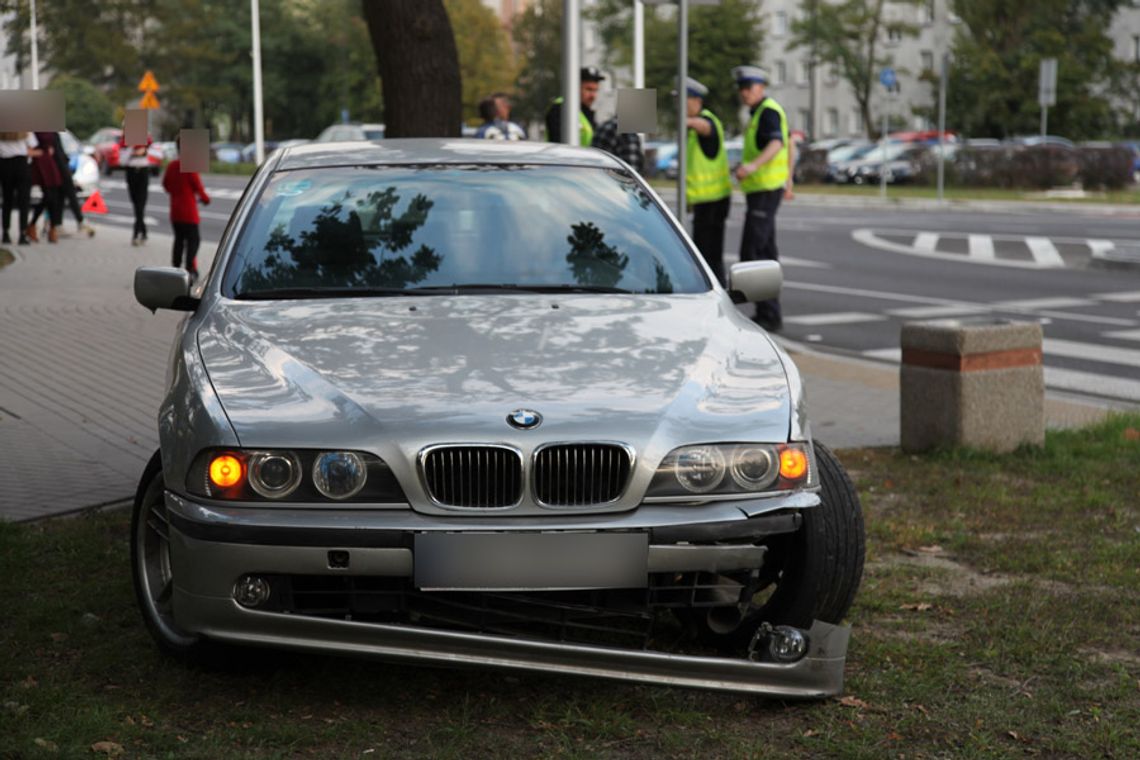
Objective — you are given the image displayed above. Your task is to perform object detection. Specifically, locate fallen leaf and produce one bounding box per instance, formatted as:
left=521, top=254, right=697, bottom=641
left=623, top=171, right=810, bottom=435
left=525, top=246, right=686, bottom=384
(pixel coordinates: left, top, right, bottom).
left=1122, top=427, right=1139, bottom=441
left=21, top=676, right=37, bottom=689
left=90, top=741, right=124, bottom=756
left=49, top=632, right=68, bottom=643
left=176, top=736, right=189, bottom=744
left=123, top=716, right=136, bottom=726
left=883, top=479, right=895, bottom=489
left=140, top=715, right=154, bottom=727
left=917, top=545, right=944, bottom=555
left=34, top=738, right=58, bottom=752
left=802, top=729, right=818, bottom=738
left=900, top=602, right=934, bottom=612
left=886, top=731, right=902, bottom=741
left=837, top=695, right=870, bottom=709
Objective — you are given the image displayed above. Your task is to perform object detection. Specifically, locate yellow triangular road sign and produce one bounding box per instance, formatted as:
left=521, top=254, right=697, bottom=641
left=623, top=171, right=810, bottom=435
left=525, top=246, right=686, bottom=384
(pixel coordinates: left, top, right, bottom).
left=139, top=91, right=160, bottom=110
left=138, top=70, right=159, bottom=93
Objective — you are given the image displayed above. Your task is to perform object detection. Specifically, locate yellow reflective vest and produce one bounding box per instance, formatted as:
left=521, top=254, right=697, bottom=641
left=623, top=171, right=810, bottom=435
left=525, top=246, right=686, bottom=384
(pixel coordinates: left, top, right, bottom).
left=686, top=109, right=732, bottom=205
left=551, top=97, right=594, bottom=146
left=740, top=97, right=789, bottom=194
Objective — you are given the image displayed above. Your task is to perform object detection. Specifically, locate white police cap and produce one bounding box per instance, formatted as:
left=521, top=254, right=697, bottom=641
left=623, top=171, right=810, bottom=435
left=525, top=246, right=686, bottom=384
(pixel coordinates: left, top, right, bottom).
left=684, top=77, right=708, bottom=98
left=733, top=65, right=770, bottom=85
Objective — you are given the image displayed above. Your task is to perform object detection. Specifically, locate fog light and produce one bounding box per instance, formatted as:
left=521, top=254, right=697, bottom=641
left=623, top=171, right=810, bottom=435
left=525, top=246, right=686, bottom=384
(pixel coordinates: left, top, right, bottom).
left=233, top=574, right=271, bottom=608
left=768, top=625, right=808, bottom=662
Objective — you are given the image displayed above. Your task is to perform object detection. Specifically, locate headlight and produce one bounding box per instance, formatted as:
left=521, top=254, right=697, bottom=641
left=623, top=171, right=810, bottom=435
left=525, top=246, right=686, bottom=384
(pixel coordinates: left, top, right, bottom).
left=312, top=451, right=367, bottom=500
left=186, top=448, right=405, bottom=503
left=646, top=442, right=816, bottom=500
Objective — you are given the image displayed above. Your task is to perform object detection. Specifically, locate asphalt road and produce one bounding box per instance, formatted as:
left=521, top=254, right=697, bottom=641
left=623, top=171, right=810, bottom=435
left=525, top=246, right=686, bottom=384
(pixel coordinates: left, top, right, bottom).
left=95, top=173, right=1140, bottom=404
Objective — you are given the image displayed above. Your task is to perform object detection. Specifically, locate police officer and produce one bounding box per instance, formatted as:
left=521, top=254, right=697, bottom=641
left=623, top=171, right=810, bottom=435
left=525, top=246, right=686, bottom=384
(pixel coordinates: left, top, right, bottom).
left=546, top=67, right=603, bottom=145
left=732, top=65, right=788, bottom=331
left=682, top=77, right=732, bottom=285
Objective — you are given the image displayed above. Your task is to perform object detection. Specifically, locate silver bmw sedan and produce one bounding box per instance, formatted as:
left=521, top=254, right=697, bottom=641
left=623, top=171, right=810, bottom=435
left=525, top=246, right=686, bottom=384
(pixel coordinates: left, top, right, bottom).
left=132, top=139, right=864, bottom=696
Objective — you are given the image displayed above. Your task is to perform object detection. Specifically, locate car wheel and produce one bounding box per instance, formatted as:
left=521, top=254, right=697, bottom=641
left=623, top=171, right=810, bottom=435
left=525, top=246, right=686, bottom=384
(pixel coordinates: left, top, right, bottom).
left=131, top=450, right=206, bottom=658
left=680, top=442, right=865, bottom=652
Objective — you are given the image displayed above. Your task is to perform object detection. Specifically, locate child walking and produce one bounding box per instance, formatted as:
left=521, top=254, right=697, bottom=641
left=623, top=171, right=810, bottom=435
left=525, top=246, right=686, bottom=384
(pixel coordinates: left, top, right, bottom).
left=161, top=137, right=210, bottom=281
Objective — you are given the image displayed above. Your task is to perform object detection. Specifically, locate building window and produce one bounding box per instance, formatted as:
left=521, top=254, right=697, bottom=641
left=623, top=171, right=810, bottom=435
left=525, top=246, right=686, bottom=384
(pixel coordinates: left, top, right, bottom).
left=797, top=60, right=809, bottom=86
left=1134, top=35, right=1140, bottom=63
left=921, top=51, right=934, bottom=73
left=826, top=66, right=839, bottom=86
left=774, top=61, right=787, bottom=86
left=886, top=27, right=903, bottom=45
left=798, top=109, right=811, bottom=133
left=849, top=109, right=862, bottom=136
left=774, top=11, right=788, bottom=36
left=826, top=108, right=839, bottom=137
left=919, top=0, right=935, bottom=25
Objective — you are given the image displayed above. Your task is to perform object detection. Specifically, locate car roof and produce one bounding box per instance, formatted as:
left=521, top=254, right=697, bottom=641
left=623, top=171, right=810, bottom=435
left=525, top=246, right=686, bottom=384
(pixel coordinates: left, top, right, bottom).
left=275, top=137, right=624, bottom=171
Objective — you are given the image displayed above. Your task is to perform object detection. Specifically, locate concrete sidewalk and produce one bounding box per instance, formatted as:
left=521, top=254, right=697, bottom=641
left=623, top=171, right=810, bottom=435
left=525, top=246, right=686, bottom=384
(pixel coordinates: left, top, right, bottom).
left=0, top=223, right=1112, bottom=522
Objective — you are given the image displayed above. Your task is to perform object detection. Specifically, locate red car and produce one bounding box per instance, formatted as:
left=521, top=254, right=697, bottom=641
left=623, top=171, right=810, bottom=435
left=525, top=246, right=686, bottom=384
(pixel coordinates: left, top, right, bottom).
left=87, top=127, right=164, bottom=176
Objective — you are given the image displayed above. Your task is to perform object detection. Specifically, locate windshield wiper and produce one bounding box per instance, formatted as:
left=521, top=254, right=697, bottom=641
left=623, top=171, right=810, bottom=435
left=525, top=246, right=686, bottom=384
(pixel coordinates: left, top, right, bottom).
left=404, top=283, right=634, bottom=294
left=233, top=287, right=432, bottom=300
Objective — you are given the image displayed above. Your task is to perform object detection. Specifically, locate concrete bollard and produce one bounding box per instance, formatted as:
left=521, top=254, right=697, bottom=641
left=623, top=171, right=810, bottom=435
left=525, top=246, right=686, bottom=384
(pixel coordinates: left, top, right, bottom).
left=900, top=319, right=1044, bottom=453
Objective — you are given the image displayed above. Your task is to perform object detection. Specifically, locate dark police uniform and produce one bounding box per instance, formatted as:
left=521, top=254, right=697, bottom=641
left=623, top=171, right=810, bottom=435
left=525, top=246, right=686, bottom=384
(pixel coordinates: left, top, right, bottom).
left=683, top=77, right=732, bottom=285
left=734, top=65, right=788, bottom=330
left=545, top=67, right=604, bottom=144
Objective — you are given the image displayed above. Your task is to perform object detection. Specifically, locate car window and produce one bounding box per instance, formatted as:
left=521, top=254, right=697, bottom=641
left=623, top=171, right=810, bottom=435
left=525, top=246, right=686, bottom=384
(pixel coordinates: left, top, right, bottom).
left=224, top=165, right=709, bottom=297
left=363, top=128, right=385, bottom=140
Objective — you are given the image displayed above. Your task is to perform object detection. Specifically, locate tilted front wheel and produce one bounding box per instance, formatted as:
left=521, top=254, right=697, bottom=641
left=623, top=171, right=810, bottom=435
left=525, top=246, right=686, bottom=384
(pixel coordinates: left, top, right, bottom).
left=130, top=451, right=204, bottom=658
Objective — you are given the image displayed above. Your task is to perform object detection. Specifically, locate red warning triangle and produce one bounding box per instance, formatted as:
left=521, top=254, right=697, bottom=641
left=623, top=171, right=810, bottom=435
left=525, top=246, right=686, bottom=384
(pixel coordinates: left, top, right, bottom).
left=81, top=190, right=108, bottom=215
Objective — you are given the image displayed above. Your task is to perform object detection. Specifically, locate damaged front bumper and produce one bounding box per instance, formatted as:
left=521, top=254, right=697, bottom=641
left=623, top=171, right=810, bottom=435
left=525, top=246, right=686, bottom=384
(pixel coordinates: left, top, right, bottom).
left=165, top=492, right=850, bottom=697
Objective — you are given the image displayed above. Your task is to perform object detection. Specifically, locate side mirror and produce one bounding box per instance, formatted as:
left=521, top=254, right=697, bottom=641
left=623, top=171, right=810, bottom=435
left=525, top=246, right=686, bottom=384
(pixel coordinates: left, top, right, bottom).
left=728, top=260, right=783, bottom=303
left=134, top=267, right=197, bottom=312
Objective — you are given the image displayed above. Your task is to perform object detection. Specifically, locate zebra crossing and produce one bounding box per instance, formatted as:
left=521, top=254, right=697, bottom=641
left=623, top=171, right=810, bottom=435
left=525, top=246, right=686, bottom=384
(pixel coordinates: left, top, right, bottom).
left=853, top=228, right=1140, bottom=269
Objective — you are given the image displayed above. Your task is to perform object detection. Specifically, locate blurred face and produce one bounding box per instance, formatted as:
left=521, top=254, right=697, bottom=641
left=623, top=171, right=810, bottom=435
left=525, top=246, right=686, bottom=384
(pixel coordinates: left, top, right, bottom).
left=686, top=96, right=702, bottom=118
left=494, top=96, right=511, bottom=120
left=738, top=82, right=766, bottom=108
left=581, top=81, right=600, bottom=108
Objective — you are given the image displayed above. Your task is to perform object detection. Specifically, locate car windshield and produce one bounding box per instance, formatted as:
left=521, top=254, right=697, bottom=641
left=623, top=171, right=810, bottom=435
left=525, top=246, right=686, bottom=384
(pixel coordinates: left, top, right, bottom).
left=828, top=143, right=867, bottom=162
left=223, top=164, right=709, bottom=298
left=857, top=143, right=915, bottom=162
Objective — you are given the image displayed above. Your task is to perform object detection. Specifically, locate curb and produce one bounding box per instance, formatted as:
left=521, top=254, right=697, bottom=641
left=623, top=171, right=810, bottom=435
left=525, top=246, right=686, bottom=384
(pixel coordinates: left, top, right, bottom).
left=789, top=192, right=1140, bottom=217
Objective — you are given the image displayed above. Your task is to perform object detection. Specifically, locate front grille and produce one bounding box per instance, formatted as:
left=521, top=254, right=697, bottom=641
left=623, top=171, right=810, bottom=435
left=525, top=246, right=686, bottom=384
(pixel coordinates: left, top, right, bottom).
left=422, top=445, right=523, bottom=508
left=534, top=444, right=632, bottom=506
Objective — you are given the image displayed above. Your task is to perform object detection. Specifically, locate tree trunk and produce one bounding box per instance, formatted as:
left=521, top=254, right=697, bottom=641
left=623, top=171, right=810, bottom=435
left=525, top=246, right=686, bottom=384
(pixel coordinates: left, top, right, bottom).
left=362, top=0, right=462, bottom=138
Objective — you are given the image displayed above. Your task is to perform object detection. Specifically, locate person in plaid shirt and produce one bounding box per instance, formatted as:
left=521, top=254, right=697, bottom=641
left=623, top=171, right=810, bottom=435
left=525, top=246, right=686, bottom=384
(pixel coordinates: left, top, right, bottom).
left=590, top=117, right=644, bottom=174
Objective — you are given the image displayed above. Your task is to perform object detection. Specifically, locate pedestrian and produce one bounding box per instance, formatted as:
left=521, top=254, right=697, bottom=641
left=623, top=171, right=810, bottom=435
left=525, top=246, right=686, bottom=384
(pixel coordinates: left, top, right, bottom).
left=680, top=76, right=732, bottom=285
left=732, top=65, right=789, bottom=331
left=162, top=136, right=210, bottom=282
left=474, top=97, right=506, bottom=140
left=590, top=117, right=644, bottom=174
left=29, top=131, right=64, bottom=243
left=0, top=130, right=35, bottom=245
left=120, top=130, right=153, bottom=245
left=491, top=93, right=526, bottom=140
left=546, top=66, right=604, bottom=145
left=28, top=132, right=94, bottom=238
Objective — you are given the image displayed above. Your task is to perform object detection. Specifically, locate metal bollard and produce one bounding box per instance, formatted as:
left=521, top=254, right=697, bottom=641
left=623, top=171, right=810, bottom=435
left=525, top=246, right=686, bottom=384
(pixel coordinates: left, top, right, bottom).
left=900, top=319, right=1044, bottom=453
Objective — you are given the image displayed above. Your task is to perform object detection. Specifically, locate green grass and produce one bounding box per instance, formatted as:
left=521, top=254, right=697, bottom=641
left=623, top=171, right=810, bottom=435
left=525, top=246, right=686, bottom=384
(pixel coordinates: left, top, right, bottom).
left=0, top=248, right=14, bottom=270
left=2, top=414, right=1139, bottom=758
left=208, top=161, right=257, bottom=176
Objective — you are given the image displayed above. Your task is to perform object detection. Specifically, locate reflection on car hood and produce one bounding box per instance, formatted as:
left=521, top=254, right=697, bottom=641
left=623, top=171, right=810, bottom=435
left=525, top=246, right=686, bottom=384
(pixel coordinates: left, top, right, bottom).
left=196, top=294, right=792, bottom=451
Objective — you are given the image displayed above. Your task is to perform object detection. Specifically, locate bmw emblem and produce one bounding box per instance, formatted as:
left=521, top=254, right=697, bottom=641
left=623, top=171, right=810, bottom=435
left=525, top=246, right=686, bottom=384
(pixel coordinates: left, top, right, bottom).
left=507, top=409, right=542, bottom=430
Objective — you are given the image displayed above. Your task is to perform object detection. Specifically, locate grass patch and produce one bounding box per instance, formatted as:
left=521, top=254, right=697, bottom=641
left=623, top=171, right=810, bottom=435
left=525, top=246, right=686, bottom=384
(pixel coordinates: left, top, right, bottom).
left=208, top=161, right=257, bottom=176
left=2, top=415, right=1138, bottom=757
left=0, top=247, right=14, bottom=270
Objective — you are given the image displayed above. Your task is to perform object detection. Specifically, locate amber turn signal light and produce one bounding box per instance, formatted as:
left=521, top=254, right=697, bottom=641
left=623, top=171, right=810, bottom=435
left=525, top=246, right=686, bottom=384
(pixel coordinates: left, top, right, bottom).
left=209, top=454, right=244, bottom=488
left=778, top=448, right=808, bottom=481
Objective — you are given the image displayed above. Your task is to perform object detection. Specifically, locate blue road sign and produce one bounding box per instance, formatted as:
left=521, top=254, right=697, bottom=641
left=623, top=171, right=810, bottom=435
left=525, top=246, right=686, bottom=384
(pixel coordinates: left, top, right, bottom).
left=879, top=67, right=897, bottom=90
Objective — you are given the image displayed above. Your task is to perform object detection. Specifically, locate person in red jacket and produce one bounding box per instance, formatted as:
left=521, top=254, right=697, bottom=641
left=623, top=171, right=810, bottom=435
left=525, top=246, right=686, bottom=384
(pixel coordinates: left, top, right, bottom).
left=161, top=138, right=210, bottom=281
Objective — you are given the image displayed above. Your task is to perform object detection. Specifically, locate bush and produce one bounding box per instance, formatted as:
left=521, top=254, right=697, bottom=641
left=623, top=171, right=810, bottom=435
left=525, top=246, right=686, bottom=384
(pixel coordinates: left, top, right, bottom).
left=1076, top=145, right=1134, bottom=190
left=46, top=75, right=115, bottom=139
left=949, top=144, right=1079, bottom=189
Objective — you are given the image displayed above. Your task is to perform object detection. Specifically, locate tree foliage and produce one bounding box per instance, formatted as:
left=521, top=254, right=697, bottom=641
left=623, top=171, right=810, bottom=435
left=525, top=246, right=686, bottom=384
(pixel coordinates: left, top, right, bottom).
left=789, top=0, right=921, bottom=138
left=444, top=0, right=518, bottom=124
left=590, top=0, right=764, bottom=134
left=511, top=0, right=563, bottom=126
left=46, top=74, right=115, bottom=139
left=943, top=0, right=1129, bottom=140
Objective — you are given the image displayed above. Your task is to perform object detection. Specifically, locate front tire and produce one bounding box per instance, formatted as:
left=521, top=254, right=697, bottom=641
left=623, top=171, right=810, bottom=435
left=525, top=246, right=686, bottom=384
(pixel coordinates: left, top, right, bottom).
left=130, top=451, right=205, bottom=658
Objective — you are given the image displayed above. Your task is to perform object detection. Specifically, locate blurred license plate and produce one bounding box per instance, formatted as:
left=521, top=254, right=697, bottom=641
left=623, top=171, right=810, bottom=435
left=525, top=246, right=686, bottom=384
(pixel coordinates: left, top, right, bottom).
left=414, top=532, right=648, bottom=591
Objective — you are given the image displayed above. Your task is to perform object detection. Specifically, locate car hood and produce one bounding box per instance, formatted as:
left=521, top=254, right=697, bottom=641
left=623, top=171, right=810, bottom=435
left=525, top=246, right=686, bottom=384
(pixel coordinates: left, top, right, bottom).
left=196, top=293, right=793, bottom=459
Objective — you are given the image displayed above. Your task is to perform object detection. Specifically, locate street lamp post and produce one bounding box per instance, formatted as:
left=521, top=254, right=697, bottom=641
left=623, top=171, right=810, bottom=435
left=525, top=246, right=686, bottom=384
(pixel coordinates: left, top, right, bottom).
left=562, top=0, right=581, bottom=146
left=251, top=0, right=265, bottom=164
left=633, top=0, right=644, bottom=90
left=29, top=0, right=39, bottom=89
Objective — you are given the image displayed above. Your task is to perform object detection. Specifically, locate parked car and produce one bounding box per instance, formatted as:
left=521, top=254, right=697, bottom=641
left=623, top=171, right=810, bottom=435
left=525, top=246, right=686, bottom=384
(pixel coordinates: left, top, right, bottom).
left=59, top=130, right=100, bottom=198
left=131, top=138, right=865, bottom=696
left=211, top=142, right=245, bottom=164
left=313, top=122, right=386, bottom=142
left=86, top=126, right=163, bottom=176
left=834, top=142, right=925, bottom=184
left=1008, top=135, right=1075, bottom=149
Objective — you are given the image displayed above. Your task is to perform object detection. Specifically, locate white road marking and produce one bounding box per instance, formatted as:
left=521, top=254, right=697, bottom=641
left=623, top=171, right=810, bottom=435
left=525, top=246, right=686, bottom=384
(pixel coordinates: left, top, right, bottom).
left=994, top=297, right=1095, bottom=311
left=785, top=282, right=1138, bottom=327
left=1025, top=236, right=1065, bottom=267
left=784, top=312, right=886, bottom=326
left=101, top=178, right=244, bottom=200
left=1094, top=290, right=1140, bottom=303
left=93, top=212, right=161, bottom=226
left=967, top=234, right=995, bottom=261
left=1043, top=366, right=1140, bottom=403
left=888, top=305, right=992, bottom=319
left=780, top=256, right=831, bottom=269
left=1043, top=338, right=1140, bottom=368
left=852, top=228, right=1053, bottom=270
left=1103, top=328, right=1140, bottom=342
left=913, top=232, right=939, bottom=253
